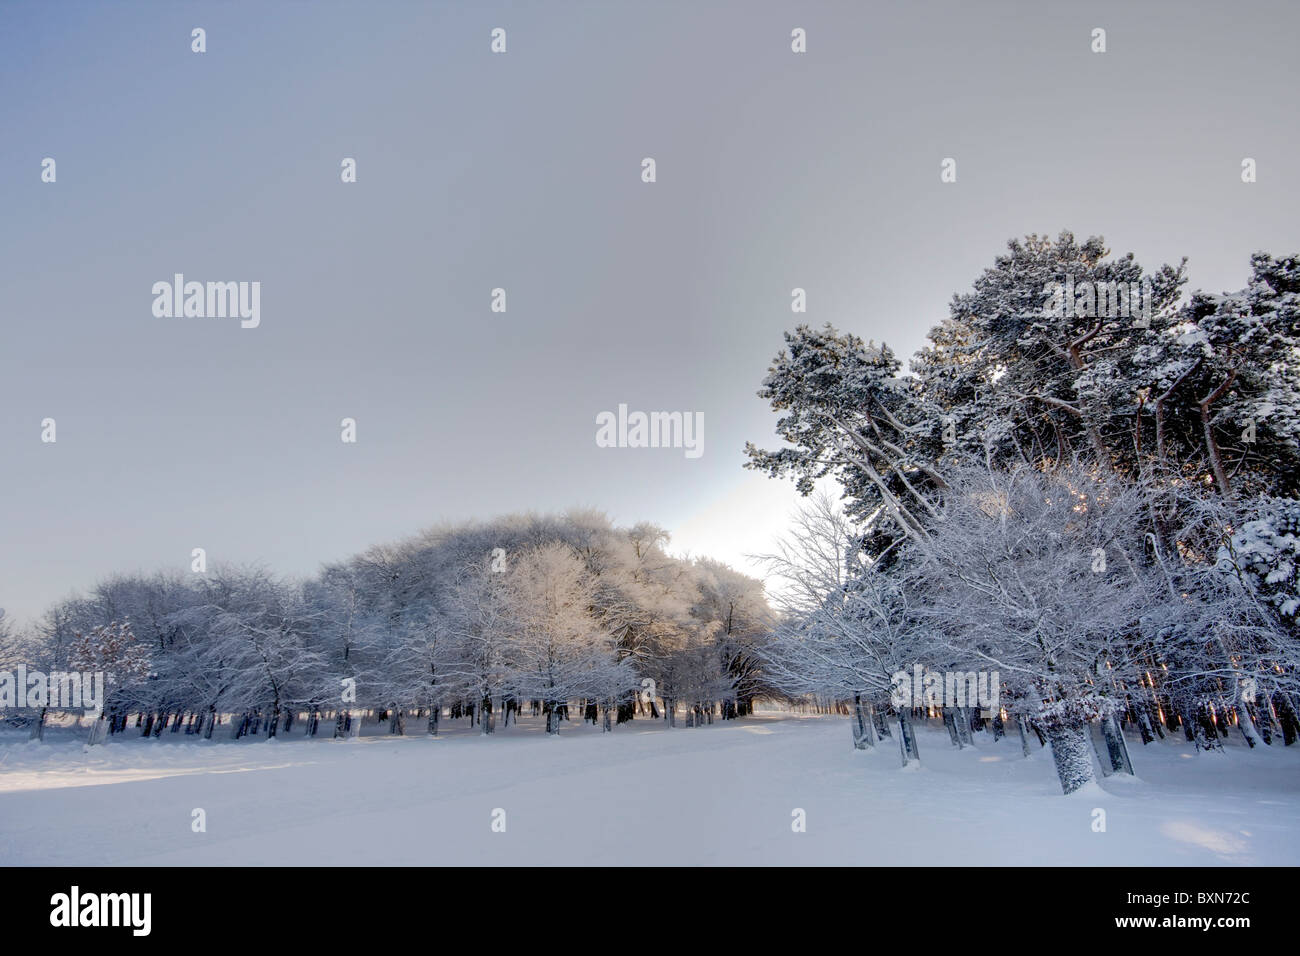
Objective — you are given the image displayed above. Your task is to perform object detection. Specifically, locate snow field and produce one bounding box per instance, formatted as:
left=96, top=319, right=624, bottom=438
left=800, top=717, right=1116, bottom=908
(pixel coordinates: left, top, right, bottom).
left=2, top=713, right=1296, bottom=866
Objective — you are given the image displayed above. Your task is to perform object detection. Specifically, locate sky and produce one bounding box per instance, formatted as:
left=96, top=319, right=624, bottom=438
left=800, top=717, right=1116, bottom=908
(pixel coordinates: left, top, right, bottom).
left=2, top=0, right=1298, bottom=627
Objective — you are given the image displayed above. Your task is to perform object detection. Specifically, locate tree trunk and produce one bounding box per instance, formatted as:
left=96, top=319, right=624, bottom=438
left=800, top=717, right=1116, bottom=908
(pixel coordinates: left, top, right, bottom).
left=1257, top=702, right=1274, bottom=744
left=1200, top=381, right=1235, bottom=496
left=29, top=706, right=47, bottom=741
left=1101, top=712, right=1134, bottom=775
left=955, top=707, right=974, bottom=746
left=1273, top=693, right=1299, bottom=745
left=897, top=709, right=920, bottom=766
left=1192, top=704, right=1221, bottom=751
left=1137, top=708, right=1155, bottom=744
left=851, top=694, right=874, bottom=749
left=1047, top=722, right=1096, bottom=795
left=1017, top=715, right=1033, bottom=757
left=942, top=708, right=962, bottom=749
left=1148, top=701, right=1166, bottom=738
left=1237, top=701, right=1264, bottom=748
left=86, top=709, right=108, bottom=746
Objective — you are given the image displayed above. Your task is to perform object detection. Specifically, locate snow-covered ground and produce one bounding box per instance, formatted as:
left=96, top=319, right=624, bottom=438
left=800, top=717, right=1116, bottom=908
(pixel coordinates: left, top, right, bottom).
left=2, top=713, right=1296, bottom=866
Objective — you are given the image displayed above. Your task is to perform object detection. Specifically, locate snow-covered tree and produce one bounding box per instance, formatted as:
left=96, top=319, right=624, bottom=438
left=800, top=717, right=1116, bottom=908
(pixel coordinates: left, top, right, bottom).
left=908, top=462, right=1157, bottom=792
left=68, top=621, right=152, bottom=745
left=504, top=543, right=636, bottom=733
left=746, top=236, right=1300, bottom=786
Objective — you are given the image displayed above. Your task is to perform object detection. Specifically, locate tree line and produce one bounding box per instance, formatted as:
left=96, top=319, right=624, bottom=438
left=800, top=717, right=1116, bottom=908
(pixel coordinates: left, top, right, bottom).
left=748, top=233, right=1300, bottom=793
left=1, top=511, right=773, bottom=743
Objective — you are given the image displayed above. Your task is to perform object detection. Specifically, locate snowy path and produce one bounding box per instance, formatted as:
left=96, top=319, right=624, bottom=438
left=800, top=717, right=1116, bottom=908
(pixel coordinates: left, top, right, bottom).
left=2, top=714, right=1297, bottom=865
